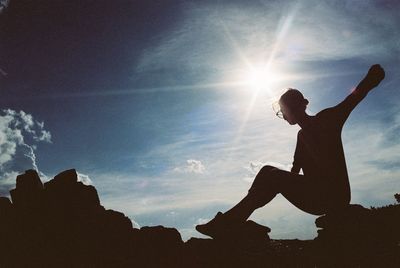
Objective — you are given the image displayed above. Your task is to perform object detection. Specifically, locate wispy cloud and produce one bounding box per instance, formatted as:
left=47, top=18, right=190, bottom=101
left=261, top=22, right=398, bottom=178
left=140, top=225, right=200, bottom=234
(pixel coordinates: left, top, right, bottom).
left=135, top=0, right=400, bottom=81
left=77, top=172, right=93, bottom=185
left=0, top=109, right=52, bottom=195
left=0, top=108, right=94, bottom=200
left=342, top=106, right=400, bottom=206
left=0, top=0, right=9, bottom=14
left=174, top=159, right=205, bottom=174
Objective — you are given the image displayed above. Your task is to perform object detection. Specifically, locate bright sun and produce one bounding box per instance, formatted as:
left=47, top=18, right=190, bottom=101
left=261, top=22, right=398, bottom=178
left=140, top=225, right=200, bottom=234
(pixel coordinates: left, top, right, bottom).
left=242, top=65, right=284, bottom=91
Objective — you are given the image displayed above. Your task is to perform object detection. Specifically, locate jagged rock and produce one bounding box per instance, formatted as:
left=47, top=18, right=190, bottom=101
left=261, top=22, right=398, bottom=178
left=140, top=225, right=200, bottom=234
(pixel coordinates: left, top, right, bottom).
left=46, top=169, right=78, bottom=186
left=183, top=221, right=271, bottom=268
left=134, top=225, right=184, bottom=248
left=0, top=196, right=11, bottom=211
left=103, top=209, right=133, bottom=233
left=315, top=204, right=370, bottom=229
left=0, top=197, right=12, bottom=222
left=44, top=169, right=100, bottom=211
left=315, top=204, right=400, bottom=244
left=313, top=203, right=400, bottom=267
left=1, top=170, right=399, bottom=267
left=16, top=169, right=44, bottom=190
left=10, top=169, right=44, bottom=209
left=132, top=226, right=184, bottom=267
left=241, top=220, right=271, bottom=241
left=315, top=204, right=374, bottom=242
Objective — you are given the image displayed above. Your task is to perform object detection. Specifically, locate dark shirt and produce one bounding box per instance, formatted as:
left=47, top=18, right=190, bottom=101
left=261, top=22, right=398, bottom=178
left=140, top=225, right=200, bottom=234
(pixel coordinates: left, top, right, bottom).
left=292, top=90, right=367, bottom=201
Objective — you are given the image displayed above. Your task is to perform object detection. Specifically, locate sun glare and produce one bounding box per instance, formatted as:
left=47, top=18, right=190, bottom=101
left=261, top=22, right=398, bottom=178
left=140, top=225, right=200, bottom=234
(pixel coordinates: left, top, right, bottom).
left=243, top=65, right=284, bottom=91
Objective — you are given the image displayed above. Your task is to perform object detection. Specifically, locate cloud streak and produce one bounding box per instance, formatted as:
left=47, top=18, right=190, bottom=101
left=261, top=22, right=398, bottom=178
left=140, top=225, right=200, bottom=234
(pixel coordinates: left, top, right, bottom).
left=135, top=0, right=400, bottom=81
left=0, top=0, right=9, bottom=14
left=0, top=109, right=51, bottom=195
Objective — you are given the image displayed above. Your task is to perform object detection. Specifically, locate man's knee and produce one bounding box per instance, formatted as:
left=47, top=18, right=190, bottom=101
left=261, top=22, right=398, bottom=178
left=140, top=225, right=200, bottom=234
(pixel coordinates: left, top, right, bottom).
left=256, top=166, right=282, bottom=184
left=258, top=165, right=279, bottom=176
left=247, top=189, right=277, bottom=208
left=260, top=165, right=276, bottom=172
left=250, top=166, right=281, bottom=195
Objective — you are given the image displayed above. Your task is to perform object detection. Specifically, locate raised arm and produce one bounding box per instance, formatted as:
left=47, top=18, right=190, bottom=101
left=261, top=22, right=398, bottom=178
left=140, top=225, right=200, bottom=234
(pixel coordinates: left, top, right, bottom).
left=332, top=64, right=385, bottom=126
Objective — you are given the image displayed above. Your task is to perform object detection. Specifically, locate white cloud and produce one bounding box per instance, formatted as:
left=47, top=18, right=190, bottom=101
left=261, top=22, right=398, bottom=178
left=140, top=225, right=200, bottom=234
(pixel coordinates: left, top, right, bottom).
left=0, top=0, right=9, bottom=14
left=195, top=217, right=210, bottom=225
left=174, top=159, right=205, bottom=174
left=77, top=172, right=93, bottom=185
left=0, top=109, right=51, bottom=194
left=243, top=161, right=291, bottom=183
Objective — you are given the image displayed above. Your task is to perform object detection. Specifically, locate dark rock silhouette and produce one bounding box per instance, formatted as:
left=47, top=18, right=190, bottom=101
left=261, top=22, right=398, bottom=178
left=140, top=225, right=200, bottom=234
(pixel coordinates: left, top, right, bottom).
left=314, top=204, right=400, bottom=267
left=0, top=169, right=399, bottom=267
left=0, top=169, right=184, bottom=267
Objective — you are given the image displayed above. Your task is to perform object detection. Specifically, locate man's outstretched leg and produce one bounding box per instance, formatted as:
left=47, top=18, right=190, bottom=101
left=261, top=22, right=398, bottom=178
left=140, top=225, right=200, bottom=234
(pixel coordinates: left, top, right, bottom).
left=196, top=166, right=280, bottom=238
left=196, top=165, right=333, bottom=238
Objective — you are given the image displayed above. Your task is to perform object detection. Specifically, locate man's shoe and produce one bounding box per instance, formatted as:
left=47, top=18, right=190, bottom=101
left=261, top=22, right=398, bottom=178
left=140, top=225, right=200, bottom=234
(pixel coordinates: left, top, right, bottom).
left=196, top=212, right=237, bottom=239
left=243, top=220, right=271, bottom=240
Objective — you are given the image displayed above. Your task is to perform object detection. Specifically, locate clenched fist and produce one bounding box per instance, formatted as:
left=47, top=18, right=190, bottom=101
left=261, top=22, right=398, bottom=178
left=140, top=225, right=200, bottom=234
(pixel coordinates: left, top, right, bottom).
left=363, top=64, right=385, bottom=89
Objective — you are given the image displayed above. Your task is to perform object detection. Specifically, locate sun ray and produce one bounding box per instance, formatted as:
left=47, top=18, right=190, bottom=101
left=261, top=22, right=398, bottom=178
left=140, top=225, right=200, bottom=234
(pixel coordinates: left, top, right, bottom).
left=218, top=4, right=300, bottom=160
left=218, top=18, right=254, bottom=71
left=31, top=81, right=249, bottom=100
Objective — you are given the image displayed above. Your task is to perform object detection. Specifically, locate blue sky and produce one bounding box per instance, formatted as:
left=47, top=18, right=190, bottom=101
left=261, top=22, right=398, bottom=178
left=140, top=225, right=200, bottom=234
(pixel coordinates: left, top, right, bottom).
left=1, top=0, right=399, bottom=240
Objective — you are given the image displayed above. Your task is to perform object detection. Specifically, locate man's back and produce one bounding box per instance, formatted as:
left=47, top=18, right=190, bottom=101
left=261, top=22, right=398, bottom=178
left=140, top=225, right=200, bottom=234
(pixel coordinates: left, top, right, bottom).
left=293, top=107, right=351, bottom=204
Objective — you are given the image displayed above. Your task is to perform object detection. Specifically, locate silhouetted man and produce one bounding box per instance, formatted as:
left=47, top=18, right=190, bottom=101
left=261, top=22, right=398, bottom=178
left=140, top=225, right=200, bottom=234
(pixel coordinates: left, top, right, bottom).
left=196, top=64, right=385, bottom=238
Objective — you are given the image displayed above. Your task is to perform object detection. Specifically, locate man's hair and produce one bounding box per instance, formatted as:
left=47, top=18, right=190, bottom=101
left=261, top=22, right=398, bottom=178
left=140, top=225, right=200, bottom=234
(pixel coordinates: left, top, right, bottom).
left=279, top=88, right=308, bottom=108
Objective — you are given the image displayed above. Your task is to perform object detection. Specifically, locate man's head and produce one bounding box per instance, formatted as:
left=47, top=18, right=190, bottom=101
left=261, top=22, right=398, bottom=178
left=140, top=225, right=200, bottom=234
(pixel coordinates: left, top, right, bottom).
left=277, top=88, right=309, bottom=125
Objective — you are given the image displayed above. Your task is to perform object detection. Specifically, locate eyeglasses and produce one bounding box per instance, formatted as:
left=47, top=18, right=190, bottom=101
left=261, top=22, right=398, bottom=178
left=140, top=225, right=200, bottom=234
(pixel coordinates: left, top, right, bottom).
left=272, top=102, right=284, bottom=119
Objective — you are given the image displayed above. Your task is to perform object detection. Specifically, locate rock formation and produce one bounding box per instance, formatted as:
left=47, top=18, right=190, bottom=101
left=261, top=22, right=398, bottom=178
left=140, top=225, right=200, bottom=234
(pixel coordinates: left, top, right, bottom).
left=0, top=169, right=184, bottom=267
left=0, top=169, right=399, bottom=267
left=314, top=203, right=400, bottom=267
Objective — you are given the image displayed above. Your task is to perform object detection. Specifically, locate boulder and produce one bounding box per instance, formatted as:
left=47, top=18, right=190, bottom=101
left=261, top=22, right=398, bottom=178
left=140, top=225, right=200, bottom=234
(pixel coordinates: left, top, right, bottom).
left=0, top=197, right=13, bottom=222
left=46, top=169, right=78, bottom=186
left=15, top=169, right=44, bottom=190
left=1, top=169, right=399, bottom=267
left=44, top=169, right=100, bottom=211
left=103, top=209, right=133, bottom=233
left=131, top=226, right=184, bottom=267
left=10, top=169, right=44, bottom=209
left=241, top=220, right=271, bottom=241
left=0, top=196, right=11, bottom=211
left=315, top=204, right=373, bottom=241
left=134, top=225, right=184, bottom=248
left=315, top=204, right=370, bottom=230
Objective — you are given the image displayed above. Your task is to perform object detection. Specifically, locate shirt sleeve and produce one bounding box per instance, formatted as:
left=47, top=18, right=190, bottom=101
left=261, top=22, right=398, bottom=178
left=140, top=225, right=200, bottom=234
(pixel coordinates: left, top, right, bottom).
left=328, top=89, right=368, bottom=129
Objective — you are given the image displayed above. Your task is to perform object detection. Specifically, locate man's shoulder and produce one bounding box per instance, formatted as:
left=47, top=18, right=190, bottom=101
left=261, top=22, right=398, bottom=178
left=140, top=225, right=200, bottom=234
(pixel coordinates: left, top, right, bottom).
left=315, top=107, right=339, bottom=121
left=316, top=107, right=336, bottom=117
left=314, top=107, right=342, bottom=128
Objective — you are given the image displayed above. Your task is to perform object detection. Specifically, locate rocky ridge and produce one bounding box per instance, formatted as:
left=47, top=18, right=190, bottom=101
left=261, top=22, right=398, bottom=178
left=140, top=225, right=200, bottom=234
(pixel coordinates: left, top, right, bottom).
left=0, top=169, right=399, bottom=267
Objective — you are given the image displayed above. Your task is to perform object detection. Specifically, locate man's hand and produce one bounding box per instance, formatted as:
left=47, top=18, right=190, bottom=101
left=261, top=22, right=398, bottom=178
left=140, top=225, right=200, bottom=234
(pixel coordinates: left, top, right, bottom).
left=335, top=64, right=385, bottom=124
left=361, top=64, right=385, bottom=89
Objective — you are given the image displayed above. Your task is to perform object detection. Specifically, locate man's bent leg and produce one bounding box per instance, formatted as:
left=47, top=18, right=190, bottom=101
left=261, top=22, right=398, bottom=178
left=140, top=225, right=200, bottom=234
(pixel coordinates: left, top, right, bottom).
left=270, top=169, right=331, bottom=215
left=224, top=165, right=280, bottom=222
left=196, top=165, right=280, bottom=237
